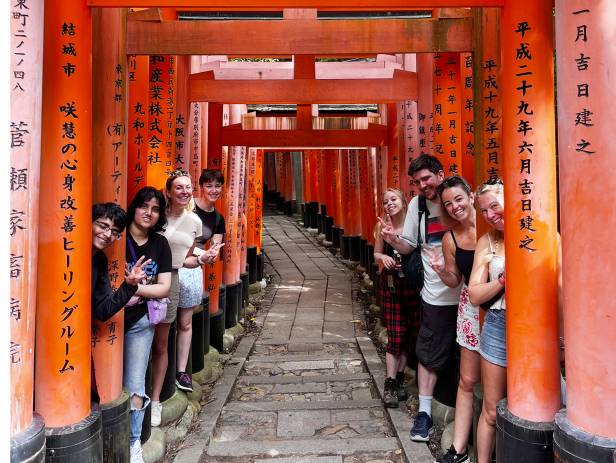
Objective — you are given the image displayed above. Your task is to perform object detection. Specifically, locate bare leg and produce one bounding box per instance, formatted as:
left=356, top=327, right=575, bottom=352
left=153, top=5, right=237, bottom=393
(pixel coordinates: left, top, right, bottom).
left=176, top=307, right=195, bottom=372
left=385, top=352, right=398, bottom=378
left=452, top=347, right=481, bottom=453
left=417, top=362, right=437, bottom=396
left=477, top=359, right=507, bottom=463
left=151, top=323, right=171, bottom=402
left=397, top=352, right=408, bottom=373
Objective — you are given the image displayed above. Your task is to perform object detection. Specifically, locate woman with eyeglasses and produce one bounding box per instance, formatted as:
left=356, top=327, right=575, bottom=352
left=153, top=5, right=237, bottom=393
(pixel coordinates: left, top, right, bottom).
left=467, top=179, right=506, bottom=463
left=428, top=176, right=478, bottom=463
left=122, top=187, right=172, bottom=463
left=150, top=170, right=223, bottom=427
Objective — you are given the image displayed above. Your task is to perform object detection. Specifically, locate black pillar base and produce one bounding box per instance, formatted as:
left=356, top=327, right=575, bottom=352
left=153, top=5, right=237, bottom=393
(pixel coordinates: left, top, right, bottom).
left=101, top=392, right=130, bottom=463
left=256, top=252, right=264, bottom=281
left=241, top=271, right=249, bottom=312
left=11, top=412, right=45, bottom=463
left=302, top=203, right=309, bottom=227
left=366, top=243, right=375, bottom=275
left=210, top=309, right=225, bottom=353
left=45, top=404, right=103, bottom=462
left=202, top=293, right=210, bottom=355
left=276, top=194, right=285, bottom=213
left=325, top=216, right=334, bottom=242
left=247, top=246, right=258, bottom=284
left=496, top=399, right=554, bottom=463
left=191, top=307, right=205, bottom=373
left=341, top=235, right=351, bottom=260
left=160, top=319, right=177, bottom=401
left=309, top=201, right=319, bottom=229
left=348, top=236, right=361, bottom=262
left=225, top=281, right=240, bottom=329
left=359, top=238, right=367, bottom=269
left=318, top=205, right=327, bottom=234
left=554, top=409, right=616, bottom=463
left=284, top=200, right=293, bottom=216
left=332, top=226, right=341, bottom=249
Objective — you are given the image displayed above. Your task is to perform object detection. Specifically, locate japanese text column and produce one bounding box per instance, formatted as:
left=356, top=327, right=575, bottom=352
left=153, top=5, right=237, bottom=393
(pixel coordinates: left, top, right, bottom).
left=554, top=2, right=616, bottom=460
left=417, top=53, right=434, bottom=159
left=460, top=53, right=475, bottom=188
left=497, top=1, right=560, bottom=460
left=253, top=149, right=265, bottom=281
left=174, top=56, right=189, bottom=173
left=10, top=0, right=46, bottom=460
left=246, top=148, right=258, bottom=283
left=433, top=52, right=462, bottom=176
left=347, top=149, right=363, bottom=262
left=37, top=0, right=103, bottom=459
left=127, top=54, right=148, bottom=202
left=385, top=103, right=401, bottom=189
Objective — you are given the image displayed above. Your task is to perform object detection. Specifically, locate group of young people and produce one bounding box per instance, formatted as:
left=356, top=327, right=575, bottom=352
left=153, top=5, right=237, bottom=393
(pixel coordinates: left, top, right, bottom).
left=90, top=169, right=226, bottom=463
left=376, top=154, right=508, bottom=463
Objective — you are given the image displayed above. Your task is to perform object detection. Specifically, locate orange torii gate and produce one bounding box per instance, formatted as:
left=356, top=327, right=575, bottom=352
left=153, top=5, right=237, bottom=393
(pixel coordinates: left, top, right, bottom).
left=10, top=1, right=616, bottom=463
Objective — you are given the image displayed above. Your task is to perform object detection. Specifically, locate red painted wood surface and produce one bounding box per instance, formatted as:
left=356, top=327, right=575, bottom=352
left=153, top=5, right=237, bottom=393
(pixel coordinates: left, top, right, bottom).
left=127, top=54, right=149, bottom=201
left=10, top=0, right=43, bottom=436
left=91, top=7, right=128, bottom=404
left=556, top=0, right=616, bottom=438
left=502, top=0, right=560, bottom=422
left=37, top=0, right=92, bottom=427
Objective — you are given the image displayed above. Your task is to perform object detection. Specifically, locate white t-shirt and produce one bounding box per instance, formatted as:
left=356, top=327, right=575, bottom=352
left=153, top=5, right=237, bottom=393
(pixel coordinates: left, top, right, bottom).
left=162, top=210, right=203, bottom=269
left=402, top=196, right=462, bottom=306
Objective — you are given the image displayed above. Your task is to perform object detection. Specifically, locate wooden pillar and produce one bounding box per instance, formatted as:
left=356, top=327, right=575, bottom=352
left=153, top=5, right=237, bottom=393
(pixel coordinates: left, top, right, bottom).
left=91, top=6, right=127, bottom=404
left=188, top=102, right=202, bottom=188
left=147, top=54, right=177, bottom=190
left=174, top=55, right=189, bottom=172
left=433, top=52, right=462, bottom=176
left=207, top=103, right=223, bottom=171
left=127, top=54, right=148, bottom=202
left=386, top=103, right=401, bottom=189
left=460, top=52, right=475, bottom=187
left=10, top=0, right=44, bottom=447
left=417, top=53, right=434, bottom=157
left=37, top=0, right=93, bottom=427
left=253, top=149, right=264, bottom=254
left=473, top=7, right=503, bottom=186
left=358, top=149, right=372, bottom=243
left=500, top=0, right=560, bottom=430
left=367, top=148, right=379, bottom=245
left=246, top=148, right=257, bottom=251
left=237, top=143, right=248, bottom=274
left=554, top=0, right=616, bottom=452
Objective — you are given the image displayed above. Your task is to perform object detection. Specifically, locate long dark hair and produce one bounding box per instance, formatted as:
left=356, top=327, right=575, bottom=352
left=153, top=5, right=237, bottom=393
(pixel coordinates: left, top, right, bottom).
left=126, top=186, right=167, bottom=233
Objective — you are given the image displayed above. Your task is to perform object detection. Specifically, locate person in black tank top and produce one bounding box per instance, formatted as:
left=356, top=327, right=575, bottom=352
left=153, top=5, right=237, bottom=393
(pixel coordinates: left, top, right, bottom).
left=374, top=189, right=421, bottom=409
left=430, top=176, right=479, bottom=463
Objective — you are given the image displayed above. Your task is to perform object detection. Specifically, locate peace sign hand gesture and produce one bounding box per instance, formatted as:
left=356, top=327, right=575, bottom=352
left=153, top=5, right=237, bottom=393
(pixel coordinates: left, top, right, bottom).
left=125, top=255, right=151, bottom=287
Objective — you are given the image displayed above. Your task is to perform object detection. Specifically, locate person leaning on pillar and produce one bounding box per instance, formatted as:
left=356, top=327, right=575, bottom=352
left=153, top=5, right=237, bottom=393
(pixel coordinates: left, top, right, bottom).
left=90, top=202, right=149, bottom=403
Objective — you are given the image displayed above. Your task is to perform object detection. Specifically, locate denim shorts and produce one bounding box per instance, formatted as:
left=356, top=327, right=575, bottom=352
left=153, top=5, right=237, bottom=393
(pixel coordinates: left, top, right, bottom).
left=479, top=308, right=507, bottom=367
left=178, top=266, right=203, bottom=309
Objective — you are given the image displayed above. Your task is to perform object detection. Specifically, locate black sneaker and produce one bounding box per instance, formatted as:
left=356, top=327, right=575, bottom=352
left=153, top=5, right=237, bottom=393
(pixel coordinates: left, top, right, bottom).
left=383, top=378, right=399, bottom=408
left=175, top=372, right=193, bottom=392
left=396, top=371, right=408, bottom=402
left=436, top=445, right=469, bottom=463
left=410, top=411, right=433, bottom=442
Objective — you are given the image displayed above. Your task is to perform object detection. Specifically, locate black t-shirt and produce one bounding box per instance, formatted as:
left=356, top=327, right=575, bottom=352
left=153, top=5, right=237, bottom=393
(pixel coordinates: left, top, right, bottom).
left=124, top=232, right=173, bottom=330
left=194, top=203, right=225, bottom=244
left=91, top=251, right=138, bottom=322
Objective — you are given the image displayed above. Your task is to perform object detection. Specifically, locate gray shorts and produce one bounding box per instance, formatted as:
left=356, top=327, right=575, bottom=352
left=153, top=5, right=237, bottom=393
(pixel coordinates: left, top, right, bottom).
left=163, top=270, right=180, bottom=324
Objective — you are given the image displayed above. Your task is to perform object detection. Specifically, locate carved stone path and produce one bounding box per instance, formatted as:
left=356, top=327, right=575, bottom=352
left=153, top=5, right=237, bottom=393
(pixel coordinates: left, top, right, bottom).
left=173, top=211, right=433, bottom=463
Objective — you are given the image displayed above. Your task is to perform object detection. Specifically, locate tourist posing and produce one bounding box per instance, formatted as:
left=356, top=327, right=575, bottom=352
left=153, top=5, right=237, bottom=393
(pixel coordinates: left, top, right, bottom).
left=123, top=187, right=172, bottom=463
left=380, top=154, right=462, bottom=442
left=429, top=176, right=479, bottom=463
left=467, top=179, right=506, bottom=463
left=374, top=188, right=420, bottom=408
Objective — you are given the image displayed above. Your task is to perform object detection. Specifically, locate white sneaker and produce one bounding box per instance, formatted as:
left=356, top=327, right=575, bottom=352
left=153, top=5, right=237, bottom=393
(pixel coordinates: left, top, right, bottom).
left=130, top=440, right=145, bottom=463
left=151, top=400, right=162, bottom=427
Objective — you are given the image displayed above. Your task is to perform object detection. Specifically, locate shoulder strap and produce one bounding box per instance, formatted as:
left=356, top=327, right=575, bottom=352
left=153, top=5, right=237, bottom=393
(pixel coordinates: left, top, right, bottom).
left=450, top=229, right=458, bottom=247
left=417, top=196, right=428, bottom=245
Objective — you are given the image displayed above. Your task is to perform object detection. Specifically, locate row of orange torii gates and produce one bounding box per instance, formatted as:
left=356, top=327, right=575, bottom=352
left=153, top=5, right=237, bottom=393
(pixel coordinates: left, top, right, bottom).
left=9, top=0, right=615, bottom=461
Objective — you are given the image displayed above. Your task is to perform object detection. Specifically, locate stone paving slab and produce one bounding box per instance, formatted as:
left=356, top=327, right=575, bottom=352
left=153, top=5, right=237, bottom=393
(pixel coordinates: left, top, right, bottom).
left=278, top=360, right=335, bottom=370
left=255, top=457, right=342, bottom=463
left=224, top=399, right=383, bottom=412
left=247, top=353, right=362, bottom=363
left=240, top=373, right=371, bottom=385
left=207, top=437, right=401, bottom=457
